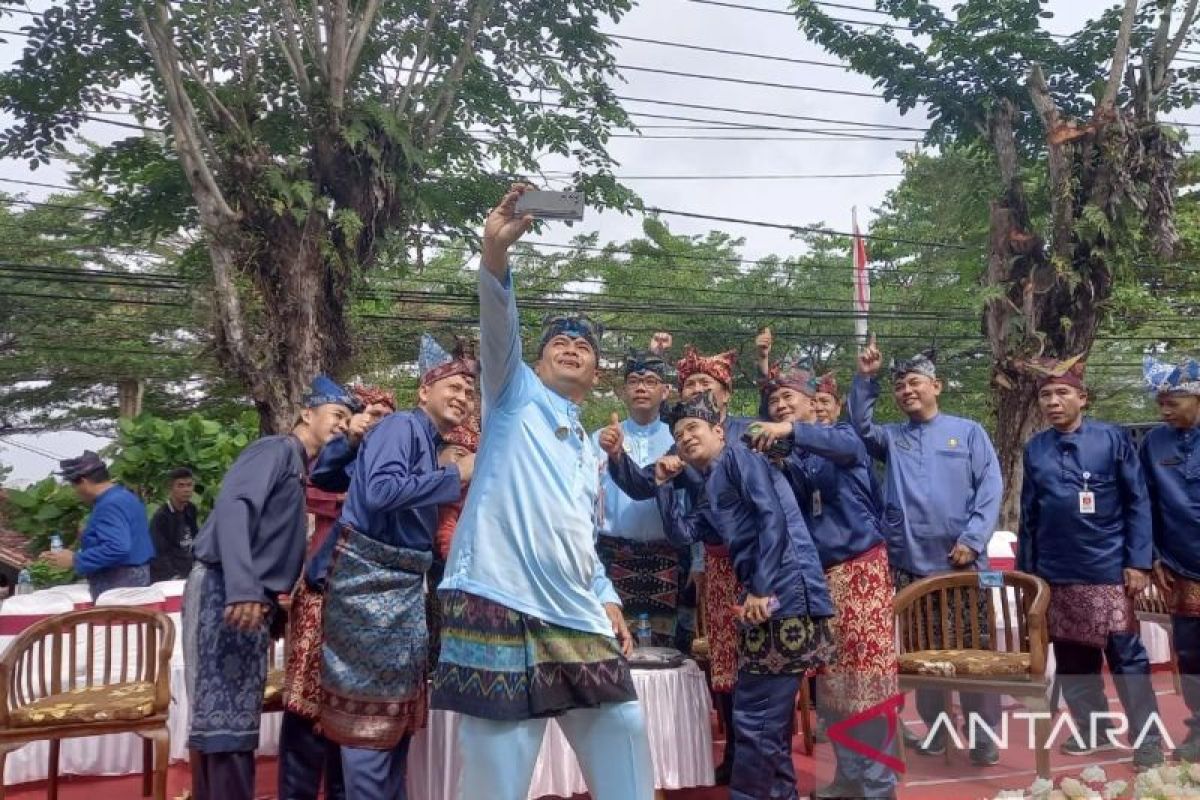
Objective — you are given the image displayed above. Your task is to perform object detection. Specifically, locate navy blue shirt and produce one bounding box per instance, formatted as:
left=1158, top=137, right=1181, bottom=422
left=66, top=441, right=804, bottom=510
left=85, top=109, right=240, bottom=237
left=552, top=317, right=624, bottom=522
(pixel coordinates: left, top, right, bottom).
left=607, top=414, right=756, bottom=502
left=1017, top=419, right=1153, bottom=585
left=655, top=444, right=833, bottom=619
left=337, top=409, right=462, bottom=551
left=309, top=434, right=358, bottom=493
left=1140, top=423, right=1200, bottom=580
left=777, top=422, right=885, bottom=569
left=193, top=435, right=308, bottom=605
left=75, top=484, right=154, bottom=575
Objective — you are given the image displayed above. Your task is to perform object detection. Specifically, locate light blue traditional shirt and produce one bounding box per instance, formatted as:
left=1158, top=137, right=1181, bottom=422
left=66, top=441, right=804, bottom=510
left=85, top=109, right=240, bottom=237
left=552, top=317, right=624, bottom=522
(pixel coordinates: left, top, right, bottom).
left=849, top=374, right=1002, bottom=576
left=591, top=418, right=675, bottom=543
left=440, top=268, right=620, bottom=636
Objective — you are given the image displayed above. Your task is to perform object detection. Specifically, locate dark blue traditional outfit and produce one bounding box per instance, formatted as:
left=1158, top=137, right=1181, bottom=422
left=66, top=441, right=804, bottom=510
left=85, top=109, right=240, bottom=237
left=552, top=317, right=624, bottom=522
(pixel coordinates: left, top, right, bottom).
left=656, top=393, right=833, bottom=800
left=1017, top=359, right=1160, bottom=761
left=1141, top=357, right=1200, bottom=750
left=313, top=337, right=470, bottom=800
left=849, top=353, right=1003, bottom=749
left=758, top=365, right=898, bottom=798
left=183, top=376, right=356, bottom=800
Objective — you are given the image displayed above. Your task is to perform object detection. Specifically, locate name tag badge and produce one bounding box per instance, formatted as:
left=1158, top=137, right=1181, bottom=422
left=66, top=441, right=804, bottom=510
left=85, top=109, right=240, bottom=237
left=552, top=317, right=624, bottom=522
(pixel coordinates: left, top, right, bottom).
left=1079, top=491, right=1096, bottom=515
left=978, top=570, right=1005, bottom=588
left=811, top=490, right=823, bottom=518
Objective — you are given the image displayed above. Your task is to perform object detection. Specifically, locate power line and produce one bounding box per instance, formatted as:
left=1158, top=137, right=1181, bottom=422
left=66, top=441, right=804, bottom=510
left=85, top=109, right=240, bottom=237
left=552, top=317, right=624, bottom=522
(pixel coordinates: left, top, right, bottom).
left=614, top=63, right=883, bottom=99
left=608, top=34, right=849, bottom=70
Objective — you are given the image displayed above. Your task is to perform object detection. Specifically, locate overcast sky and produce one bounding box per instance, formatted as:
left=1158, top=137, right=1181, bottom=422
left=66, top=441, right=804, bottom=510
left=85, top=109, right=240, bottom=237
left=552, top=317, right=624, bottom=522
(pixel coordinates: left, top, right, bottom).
left=1, top=0, right=1197, bottom=483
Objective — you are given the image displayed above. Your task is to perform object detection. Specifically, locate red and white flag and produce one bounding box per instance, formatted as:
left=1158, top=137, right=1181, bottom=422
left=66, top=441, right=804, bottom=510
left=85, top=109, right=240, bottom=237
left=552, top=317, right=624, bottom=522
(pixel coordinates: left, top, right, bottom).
left=852, top=207, right=870, bottom=345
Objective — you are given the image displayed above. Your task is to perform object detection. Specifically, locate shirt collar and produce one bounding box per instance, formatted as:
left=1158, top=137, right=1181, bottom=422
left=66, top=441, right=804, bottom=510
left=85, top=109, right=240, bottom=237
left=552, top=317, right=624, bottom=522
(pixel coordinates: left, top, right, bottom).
left=625, top=416, right=664, bottom=435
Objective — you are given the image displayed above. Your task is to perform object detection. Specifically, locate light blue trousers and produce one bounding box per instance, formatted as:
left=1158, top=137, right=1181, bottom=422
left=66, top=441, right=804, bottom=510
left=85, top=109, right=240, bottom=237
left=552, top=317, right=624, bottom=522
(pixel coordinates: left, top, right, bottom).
left=456, top=701, right=655, bottom=800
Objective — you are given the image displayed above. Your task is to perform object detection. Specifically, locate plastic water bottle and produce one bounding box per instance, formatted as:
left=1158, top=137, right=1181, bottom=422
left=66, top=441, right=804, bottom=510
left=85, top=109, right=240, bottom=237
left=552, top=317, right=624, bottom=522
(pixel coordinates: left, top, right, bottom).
left=49, top=534, right=63, bottom=553
left=16, top=569, right=32, bottom=595
left=635, top=613, right=653, bottom=648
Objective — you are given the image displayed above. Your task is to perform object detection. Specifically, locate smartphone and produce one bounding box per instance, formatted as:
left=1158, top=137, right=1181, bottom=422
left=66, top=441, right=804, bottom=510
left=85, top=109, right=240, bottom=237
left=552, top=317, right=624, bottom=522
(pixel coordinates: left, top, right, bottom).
left=515, top=190, right=585, bottom=221
left=741, top=432, right=791, bottom=460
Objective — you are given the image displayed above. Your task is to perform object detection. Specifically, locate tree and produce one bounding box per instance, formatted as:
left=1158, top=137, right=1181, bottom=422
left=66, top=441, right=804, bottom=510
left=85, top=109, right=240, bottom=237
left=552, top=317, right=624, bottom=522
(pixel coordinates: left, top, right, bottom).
left=793, top=0, right=1200, bottom=524
left=1, top=0, right=635, bottom=431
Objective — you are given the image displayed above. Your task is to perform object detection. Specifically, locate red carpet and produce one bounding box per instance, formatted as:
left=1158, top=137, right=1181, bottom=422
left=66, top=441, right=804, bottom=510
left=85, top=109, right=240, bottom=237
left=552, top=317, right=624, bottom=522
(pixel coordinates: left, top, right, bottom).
left=6, top=672, right=1183, bottom=799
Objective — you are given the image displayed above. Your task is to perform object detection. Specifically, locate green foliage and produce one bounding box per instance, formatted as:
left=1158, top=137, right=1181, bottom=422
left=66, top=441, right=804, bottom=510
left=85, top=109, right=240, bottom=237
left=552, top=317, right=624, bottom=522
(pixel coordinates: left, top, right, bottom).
left=2, top=477, right=87, bottom=554
left=108, top=411, right=259, bottom=515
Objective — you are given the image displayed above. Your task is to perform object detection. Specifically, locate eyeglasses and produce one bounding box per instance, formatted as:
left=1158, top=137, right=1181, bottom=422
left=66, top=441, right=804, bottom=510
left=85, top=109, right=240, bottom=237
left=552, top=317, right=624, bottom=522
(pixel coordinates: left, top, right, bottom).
left=625, top=376, right=665, bottom=389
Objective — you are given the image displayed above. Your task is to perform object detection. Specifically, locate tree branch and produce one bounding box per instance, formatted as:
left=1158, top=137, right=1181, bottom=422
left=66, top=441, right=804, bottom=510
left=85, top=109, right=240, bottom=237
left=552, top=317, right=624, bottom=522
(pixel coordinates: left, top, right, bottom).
left=327, top=0, right=349, bottom=115
left=344, top=0, right=383, bottom=87
left=396, top=1, right=443, bottom=115
left=1101, top=0, right=1138, bottom=110
left=1163, top=0, right=1199, bottom=79
left=424, top=0, right=491, bottom=143
left=1028, top=65, right=1073, bottom=266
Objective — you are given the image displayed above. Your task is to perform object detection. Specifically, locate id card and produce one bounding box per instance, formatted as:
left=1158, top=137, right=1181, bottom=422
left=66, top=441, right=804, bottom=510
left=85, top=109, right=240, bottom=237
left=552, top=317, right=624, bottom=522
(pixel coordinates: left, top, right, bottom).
left=978, top=570, right=1005, bottom=588
left=811, top=490, right=823, bottom=517
left=1078, top=491, right=1096, bottom=515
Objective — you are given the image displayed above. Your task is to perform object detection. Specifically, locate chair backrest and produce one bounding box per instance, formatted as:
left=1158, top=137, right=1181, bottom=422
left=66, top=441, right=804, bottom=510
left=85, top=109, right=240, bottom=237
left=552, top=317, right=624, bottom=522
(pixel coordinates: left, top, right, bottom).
left=893, top=570, right=1050, bottom=677
left=0, top=607, right=174, bottom=727
left=1134, top=583, right=1171, bottom=620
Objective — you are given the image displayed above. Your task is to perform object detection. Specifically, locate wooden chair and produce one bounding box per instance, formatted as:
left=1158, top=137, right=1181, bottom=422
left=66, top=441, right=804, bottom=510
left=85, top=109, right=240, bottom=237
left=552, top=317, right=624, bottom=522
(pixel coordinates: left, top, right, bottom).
left=894, top=571, right=1052, bottom=778
left=0, top=606, right=174, bottom=799
left=1134, top=583, right=1182, bottom=695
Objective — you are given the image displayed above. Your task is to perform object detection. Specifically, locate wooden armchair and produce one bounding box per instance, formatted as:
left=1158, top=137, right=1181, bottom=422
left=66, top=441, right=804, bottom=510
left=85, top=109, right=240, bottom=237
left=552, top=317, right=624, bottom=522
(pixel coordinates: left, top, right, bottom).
left=1134, top=583, right=1181, bottom=695
left=0, top=607, right=174, bottom=800
left=894, top=571, right=1052, bottom=778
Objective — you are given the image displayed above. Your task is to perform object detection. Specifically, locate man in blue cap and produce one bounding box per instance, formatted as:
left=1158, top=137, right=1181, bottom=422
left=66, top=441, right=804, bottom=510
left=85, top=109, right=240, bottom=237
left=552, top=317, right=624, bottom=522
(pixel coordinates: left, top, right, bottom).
left=183, top=375, right=355, bottom=800
left=432, top=184, right=654, bottom=800
left=42, top=450, right=155, bottom=599
left=1141, top=356, right=1200, bottom=760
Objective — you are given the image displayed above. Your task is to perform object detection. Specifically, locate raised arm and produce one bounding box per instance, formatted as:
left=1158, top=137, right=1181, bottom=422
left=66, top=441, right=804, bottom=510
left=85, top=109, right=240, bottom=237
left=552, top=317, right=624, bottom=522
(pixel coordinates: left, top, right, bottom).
left=655, top=482, right=714, bottom=547
left=478, top=184, right=536, bottom=406
left=309, top=433, right=357, bottom=492
left=791, top=421, right=867, bottom=466
left=849, top=333, right=890, bottom=460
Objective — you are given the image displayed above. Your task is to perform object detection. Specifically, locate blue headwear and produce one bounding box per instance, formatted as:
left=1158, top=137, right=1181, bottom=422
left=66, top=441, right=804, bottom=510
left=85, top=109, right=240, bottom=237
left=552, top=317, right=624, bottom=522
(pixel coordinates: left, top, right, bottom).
left=538, top=314, right=603, bottom=357
left=890, top=349, right=938, bottom=381
left=58, top=451, right=106, bottom=482
left=1143, top=356, right=1200, bottom=396
left=661, top=391, right=722, bottom=428
left=304, top=375, right=360, bottom=412
left=623, top=350, right=667, bottom=379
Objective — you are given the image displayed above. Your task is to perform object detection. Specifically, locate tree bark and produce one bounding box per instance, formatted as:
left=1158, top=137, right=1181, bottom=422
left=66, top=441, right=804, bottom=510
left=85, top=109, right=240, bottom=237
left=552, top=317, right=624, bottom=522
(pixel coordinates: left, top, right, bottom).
left=117, top=379, right=145, bottom=419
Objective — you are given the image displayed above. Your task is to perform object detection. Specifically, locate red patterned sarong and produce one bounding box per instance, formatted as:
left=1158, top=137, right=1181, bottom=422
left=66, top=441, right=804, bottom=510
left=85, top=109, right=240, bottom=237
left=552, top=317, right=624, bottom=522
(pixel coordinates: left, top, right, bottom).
left=1168, top=569, right=1200, bottom=618
left=703, top=544, right=741, bottom=693
left=1048, top=584, right=1136, bottom=649
left=281, top=580, right=326, bottom=720
left=822, top=543, right=898, bottom=713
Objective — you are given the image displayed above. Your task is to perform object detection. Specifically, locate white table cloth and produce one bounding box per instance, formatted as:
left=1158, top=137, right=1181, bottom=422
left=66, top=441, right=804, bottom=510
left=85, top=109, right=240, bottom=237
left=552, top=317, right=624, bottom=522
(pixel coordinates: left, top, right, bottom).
left=406, top=661, right=715, bottom=800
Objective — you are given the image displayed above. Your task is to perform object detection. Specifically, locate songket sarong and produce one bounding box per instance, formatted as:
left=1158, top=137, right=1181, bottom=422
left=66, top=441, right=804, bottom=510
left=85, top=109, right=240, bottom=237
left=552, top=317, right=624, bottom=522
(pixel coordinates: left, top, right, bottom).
left=318, top=529, right=432, bottom=749
left=88, top=563, right=151, bottom=601
left=1047, top=583, right=1136, bottom=649
left=1166, top=568, right=1200, bottom=618
left=704, top=544, right=741, bottom=693
left=893, top=566, right=990, bottom=649
left=281, top=579, right=326, bottom=720
left=596, top=534, right=681, bottom=647
left=183, top=563, right=275, bottom=753
left=821, top=543, right=898, bottom=713
left=739, top=614, right=834, bottom=675
left=431, top=590, right=637, bottom=721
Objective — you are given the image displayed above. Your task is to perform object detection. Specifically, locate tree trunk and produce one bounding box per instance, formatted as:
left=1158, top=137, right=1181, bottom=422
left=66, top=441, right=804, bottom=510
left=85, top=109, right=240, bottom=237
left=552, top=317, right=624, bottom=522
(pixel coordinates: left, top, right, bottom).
left=117, top=379, right=145, bottom=419
left=992, top=378, right=1039, bottom=531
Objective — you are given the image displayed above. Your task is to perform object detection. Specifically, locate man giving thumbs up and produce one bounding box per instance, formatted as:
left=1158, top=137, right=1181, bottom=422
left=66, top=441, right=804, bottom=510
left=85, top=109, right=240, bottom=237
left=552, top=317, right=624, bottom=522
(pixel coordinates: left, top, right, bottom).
left=591, top=348, right=681, bottom=647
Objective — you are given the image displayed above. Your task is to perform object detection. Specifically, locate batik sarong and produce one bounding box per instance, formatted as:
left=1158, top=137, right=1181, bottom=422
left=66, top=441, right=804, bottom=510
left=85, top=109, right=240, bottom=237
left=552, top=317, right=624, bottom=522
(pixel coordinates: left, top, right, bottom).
left=893, top=565, right=991, bottom=649
left=739, top=614, right=834, bottom=675
left=821, top=543, right=898, bottom=713
left=183, top=563, right=274, bottom=753
left=704, top=545, right=741, bottom=693
left=318, top=529, right=432, bottom=749
left=88, top=563, right=152, bottom=601
left=425, top=559, right=446, bottom=667
left=1047, top=583, right=1136, bottom=649
left=431, top=590, right=637, bottom=721
left=1166, top=568, right=1200, bottom=618
left=596, top=534, right=681, bottom=647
